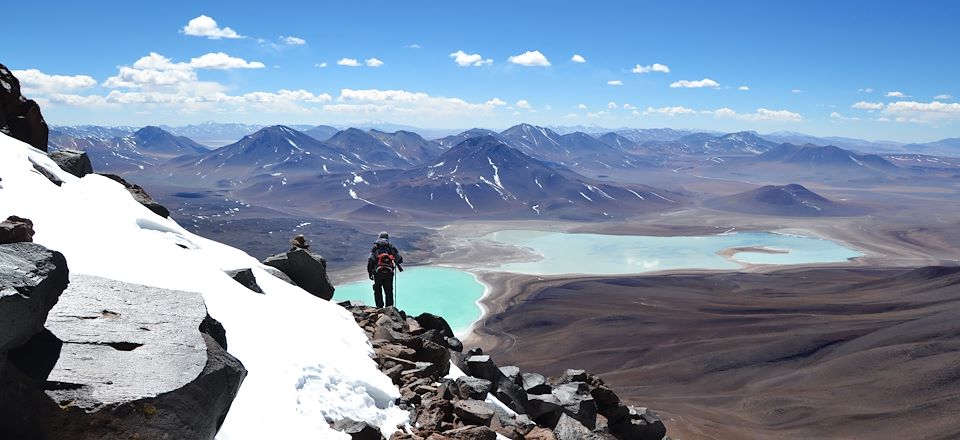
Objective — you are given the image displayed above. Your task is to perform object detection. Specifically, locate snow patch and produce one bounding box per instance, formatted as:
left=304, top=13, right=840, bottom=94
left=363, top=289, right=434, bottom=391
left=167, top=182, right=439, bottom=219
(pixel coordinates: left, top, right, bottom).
left=0, top=133, right=408, bottom=439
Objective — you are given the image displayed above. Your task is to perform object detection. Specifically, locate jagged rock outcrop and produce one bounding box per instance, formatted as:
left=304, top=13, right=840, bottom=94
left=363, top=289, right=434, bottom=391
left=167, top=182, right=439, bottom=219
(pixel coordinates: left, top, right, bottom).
left=0, top=243, right=68, bottom=352
left=340, top=303, right=668, bottom=440
left=263, top=249, right=335, bottom=300
left=0, top=64, right=49, bottom=152
left=0, top=215, right=36, bottom=244
left=98, top=173, right=171, bottom=218
left=225, top=268, right=263, bottom=294
left=0, top=274, right=246, bottom=440
left=49, top=149, right=93, bottom=177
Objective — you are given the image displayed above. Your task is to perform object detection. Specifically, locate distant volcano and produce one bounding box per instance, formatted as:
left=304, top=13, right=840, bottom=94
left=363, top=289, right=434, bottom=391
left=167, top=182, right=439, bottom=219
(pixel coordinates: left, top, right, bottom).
left=705, top=183, right=869, bottom=217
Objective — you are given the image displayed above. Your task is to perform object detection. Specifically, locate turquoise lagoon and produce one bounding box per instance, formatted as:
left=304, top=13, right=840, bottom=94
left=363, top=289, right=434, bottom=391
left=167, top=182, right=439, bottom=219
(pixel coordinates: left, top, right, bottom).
left=334, top=266, right=486, bottom=333
left=334, top=231, right=862, bottom=332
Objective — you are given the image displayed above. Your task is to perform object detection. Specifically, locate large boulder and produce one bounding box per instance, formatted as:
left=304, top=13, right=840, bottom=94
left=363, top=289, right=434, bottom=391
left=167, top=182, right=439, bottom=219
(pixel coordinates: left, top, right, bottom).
left=48, top=149, right=93, bottom=177
left=0, top=64, right=49, bottom=152
left=0, top=216, right=36, bottom=244
left=98, top=173, right=171, bottom=218
left=0, top=274, right=246, bottom=440
left=0, top=242, right=68, bottom=351
left=262, top=249, right=335, bottom=300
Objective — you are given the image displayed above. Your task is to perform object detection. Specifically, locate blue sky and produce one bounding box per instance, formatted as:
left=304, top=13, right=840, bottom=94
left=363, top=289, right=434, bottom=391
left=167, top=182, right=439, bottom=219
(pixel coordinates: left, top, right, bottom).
left=5, top=0, right=959, bottom=142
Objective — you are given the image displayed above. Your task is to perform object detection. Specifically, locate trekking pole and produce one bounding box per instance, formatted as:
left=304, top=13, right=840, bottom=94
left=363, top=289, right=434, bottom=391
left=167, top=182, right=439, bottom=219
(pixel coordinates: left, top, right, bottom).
left=394, top=264, right=399, bottom=308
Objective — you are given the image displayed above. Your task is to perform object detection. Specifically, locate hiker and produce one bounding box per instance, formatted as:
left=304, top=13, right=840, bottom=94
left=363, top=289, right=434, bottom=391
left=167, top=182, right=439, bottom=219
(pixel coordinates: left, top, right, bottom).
left=290, top=234, right=310, bottom=251
left=367, top=231, right=403, bottom=308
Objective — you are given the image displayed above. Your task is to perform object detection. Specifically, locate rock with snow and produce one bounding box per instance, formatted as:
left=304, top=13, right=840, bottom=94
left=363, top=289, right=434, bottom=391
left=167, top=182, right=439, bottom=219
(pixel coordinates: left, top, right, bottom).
left=0, top=215, right=35, bottom=244
left=0, top=64, right=48, bottom=152
left=225, top=268, right=263, bottom=294
left=48, top=149, right=93, bottom=177
left=334, top=418, right=387, bottom=440
left=0, top=242, right=68, bottom=351
left=0, top=274, right=245, bottom=440
left=98, top=173, right=171, bottom=218
left=262, top=248, right=335, bottom=300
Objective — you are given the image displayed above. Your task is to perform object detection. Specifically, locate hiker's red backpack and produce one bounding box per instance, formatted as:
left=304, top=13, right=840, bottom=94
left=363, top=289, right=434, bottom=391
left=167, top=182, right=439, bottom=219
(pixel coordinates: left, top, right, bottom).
left=375, top=246, right=396, bottom=274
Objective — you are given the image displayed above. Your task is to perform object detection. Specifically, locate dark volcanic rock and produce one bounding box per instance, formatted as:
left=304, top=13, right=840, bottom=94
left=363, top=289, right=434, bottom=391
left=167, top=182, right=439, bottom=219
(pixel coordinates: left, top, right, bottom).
left=49, top=149, right=93, bottom=177
left=0, top=216, right=35, bottom=244
left=0, top=242, right=68, bottom=351
left=552, top=382, right=597, bottom=430
left=416, top=312, right=455, bottom=338
left=553, top=413, right=614, bottom=440
left=334, top=418, right=386, bottom=440
left=442, top=425, right=497, bottom=440
left=0, top=274, right=246, bottom=440
left=99, top=173, right=171, bottom=218
left=456, top=376, right=493, bottom=400
left=262, top=249, right=335, bottom=300
left=453, top=399, right=496, bottom=426
left=0, top=64, right=49, bottom=152
left=225, top=268, right=263, bottom=294
left=522, top=373, right=552, bottom=395
left=608, top=406, right=666, bottom=440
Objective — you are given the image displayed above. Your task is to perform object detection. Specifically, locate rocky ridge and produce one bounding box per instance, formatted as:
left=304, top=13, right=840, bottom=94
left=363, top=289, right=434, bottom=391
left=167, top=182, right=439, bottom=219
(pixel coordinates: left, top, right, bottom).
left=339, top=303, right=668, bottom=440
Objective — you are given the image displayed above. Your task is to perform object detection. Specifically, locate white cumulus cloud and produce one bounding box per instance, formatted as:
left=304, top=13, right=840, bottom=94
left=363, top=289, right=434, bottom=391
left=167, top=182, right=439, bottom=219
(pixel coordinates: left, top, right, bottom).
left=508, top=50, right=551, bottom=67
left=607, top=80, right=623, bottom=86
left=571, top=54, right=586, bottom=63
left=315, top=62, right=328, bottom=68
left=738, top=85, right=750, bottom=91
left=282, top=36, right=306, bottom=46
left=830, top=112, right=860, bottom=121
left=607, top=101, right=618, bottom=109
left=632, top=63, right=670, bottom=74
left=182, top=15, right=243, bottom=39
left=882, top=100, right=960, bottom=123
left=852, top=101, right=885, bottom=110
left=623, top=103, right=636, bottom=110
left=643, top=106, right=696, bottom=116
left=449, top=50, right=492, bottom=67
left=934, top=94, right=953, bottom=100
left=886, top=91, right=907, bottom=98
left=713, top=107, right=803, bottom=122
left=11, top=69, right=97, bottom=94
left=577, top=103, right=587, bottom=110
left=670, top=78, right=720, bottom=88
left=485, top=98, right=506, bottom=106
left=189, top=52, right=265, bottom=69
left=515, top=99, right=532, bottom=109
left=337, top=58, right=361, bottom=67
left=365, top=58, right=384, bottom=68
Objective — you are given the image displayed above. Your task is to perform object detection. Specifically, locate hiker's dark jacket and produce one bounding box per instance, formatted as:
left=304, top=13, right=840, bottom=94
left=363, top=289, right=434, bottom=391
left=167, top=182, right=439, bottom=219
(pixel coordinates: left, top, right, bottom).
left=367, top=238, right=403, bottom=277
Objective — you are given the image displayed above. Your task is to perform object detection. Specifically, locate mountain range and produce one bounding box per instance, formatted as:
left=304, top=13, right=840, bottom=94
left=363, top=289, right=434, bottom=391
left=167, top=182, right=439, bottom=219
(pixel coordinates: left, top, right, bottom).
left=46, top=122, right=958, bottom=220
